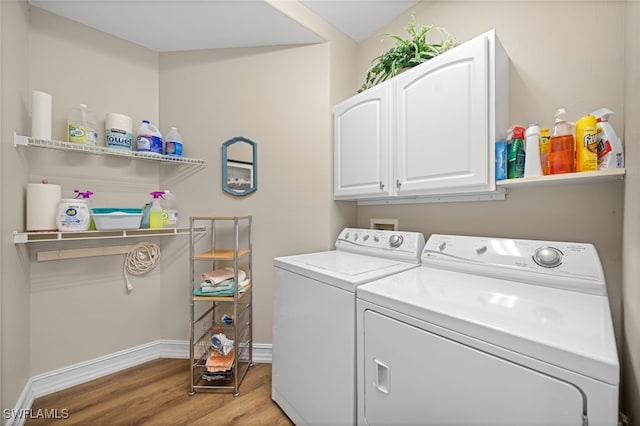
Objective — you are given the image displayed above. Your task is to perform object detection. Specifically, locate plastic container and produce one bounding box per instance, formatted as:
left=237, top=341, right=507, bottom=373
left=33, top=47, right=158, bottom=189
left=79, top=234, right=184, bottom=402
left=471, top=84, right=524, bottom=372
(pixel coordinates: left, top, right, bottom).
left=507, top=126, right=526, bottom=179
left=575, top=114, right=598, bottom=172
left=161, top=189, right=178, bottom=227
left=149, top=191, right=164, bottom=229
left=524, top=121, right=543, bottom=178
left=539, top=128, right=551, bottom=175
left=495, top=140, right=507, bottom=180
left=73, top=190, right=95, bottom=230
left=68, top=104, right=98, bottom=145
left=91, top=208, right=143, bottom=230
left=136, top=120, right=163, bottom=155
left=164, top=127, right=183, bottom=157
left=57, top=198, right=91, bottom=231
left=548, top=108, right=575, bottom=175
left=593, top=108, right=624, bottom=170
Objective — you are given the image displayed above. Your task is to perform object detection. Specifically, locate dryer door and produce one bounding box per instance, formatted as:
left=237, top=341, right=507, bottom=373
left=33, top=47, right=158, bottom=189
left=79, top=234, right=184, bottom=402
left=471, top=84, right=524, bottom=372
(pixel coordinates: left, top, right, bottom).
left=362, top=310, right=585, bottom=425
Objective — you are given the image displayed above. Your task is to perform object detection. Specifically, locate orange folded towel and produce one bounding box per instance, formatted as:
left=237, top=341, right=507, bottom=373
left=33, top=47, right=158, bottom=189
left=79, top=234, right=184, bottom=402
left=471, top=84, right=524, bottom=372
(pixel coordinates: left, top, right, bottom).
left=207, top=349, right=235, bottom=372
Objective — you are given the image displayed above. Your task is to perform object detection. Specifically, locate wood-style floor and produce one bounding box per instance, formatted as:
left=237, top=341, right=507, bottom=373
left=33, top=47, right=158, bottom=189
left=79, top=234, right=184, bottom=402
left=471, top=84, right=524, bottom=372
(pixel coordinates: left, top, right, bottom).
left=26, top=359, right=294, bottom=425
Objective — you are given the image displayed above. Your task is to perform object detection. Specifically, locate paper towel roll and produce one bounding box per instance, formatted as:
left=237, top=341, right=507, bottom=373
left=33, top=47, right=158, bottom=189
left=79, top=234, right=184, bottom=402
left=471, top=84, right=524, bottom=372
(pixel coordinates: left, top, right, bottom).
left=105, top=112, right=133, bottom=150
left=106, top=112, right=132, bottom=132
left=27, top=181, right=61, bottom=231
left=31, top=91, right=52, bottom=140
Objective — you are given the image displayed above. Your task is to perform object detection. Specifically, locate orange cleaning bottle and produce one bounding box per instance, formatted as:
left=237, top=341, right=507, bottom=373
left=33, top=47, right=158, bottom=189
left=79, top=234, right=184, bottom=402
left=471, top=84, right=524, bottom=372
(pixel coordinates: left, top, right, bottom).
left=548, top=108, right=575, bottom=174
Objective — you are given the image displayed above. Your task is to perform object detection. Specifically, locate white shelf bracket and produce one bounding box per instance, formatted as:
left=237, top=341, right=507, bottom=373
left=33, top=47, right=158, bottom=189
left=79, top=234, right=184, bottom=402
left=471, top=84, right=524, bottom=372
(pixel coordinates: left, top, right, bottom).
left=14, top=132, right=29, bottom=147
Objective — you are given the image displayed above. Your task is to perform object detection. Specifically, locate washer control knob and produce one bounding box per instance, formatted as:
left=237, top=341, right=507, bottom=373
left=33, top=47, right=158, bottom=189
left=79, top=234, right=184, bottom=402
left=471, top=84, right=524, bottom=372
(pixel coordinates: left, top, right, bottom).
left=534, top=247, right=563, bottom=268
left=389, top=234, right=404, bottom=248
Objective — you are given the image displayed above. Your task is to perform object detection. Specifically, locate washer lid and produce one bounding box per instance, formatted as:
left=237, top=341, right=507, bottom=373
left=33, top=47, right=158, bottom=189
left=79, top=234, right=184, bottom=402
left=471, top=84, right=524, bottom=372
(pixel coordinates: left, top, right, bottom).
left=358, top=267, right=619, bottom=385
left=274, top=251, right=418, bottom=292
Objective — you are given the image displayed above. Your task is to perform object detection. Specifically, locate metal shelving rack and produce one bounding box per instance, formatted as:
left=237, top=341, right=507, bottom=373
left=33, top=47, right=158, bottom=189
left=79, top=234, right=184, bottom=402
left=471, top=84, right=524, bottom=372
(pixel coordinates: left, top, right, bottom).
left=189, top=216, right=253, bottom=396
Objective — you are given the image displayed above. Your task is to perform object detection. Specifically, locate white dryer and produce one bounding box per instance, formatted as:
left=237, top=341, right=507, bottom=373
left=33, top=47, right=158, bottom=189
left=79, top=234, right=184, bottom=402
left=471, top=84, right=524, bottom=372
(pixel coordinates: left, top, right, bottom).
left=357, top=234, right=619, bottom=426
left=273, top=228, right=425, bottom=425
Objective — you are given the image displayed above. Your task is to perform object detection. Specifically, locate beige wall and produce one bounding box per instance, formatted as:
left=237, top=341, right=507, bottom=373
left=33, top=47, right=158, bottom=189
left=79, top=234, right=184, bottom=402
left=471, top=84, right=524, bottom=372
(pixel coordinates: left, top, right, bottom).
left=27, top=7, right=163, bottom=375
left=2, top=0, right=637, bottom=420
left=623, top=2, right=640, bottom=423
left=353, top=0, right=634, bottom=418
left=1, top=0, right=31, bottom=415
left=158, top=43, right=336, bottom=343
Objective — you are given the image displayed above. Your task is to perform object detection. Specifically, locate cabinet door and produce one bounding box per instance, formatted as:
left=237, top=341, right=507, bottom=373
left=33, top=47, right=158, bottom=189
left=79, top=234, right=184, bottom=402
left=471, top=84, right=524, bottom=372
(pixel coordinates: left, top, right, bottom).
left=361, top=310, right=585, bottom=425
left=395, top=33, right=491, bottom=195
left=334, top=82, right=392, bottom=199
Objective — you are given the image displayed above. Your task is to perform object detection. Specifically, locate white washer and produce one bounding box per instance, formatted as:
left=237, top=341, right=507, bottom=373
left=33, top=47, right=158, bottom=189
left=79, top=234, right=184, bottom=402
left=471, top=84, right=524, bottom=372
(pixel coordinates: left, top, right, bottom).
left=357, top=234, right=619, bottom=426
left=273, top=228, right=425, bottom=425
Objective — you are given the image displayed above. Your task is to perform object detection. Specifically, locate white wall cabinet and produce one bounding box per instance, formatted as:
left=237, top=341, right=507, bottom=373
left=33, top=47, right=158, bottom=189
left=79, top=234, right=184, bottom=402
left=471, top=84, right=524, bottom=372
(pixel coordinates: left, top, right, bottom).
left=333, top=82, right=392, bottom=199
left=334, top=29, right=509, bottom=203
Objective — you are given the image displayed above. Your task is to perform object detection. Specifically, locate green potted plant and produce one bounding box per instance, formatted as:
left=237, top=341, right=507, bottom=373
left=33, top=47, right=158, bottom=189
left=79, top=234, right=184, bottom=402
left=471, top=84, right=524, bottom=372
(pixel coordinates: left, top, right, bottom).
left=359, top=15, right=458, bottom=93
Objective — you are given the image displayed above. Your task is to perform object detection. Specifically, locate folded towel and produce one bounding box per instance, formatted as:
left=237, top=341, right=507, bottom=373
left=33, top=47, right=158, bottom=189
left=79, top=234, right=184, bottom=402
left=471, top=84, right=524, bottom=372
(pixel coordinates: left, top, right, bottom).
left=200, top=267, right=246, bottom=284
left=207, top=348, right=235, bottom=372
left=194, top=279, right=250, bottom=297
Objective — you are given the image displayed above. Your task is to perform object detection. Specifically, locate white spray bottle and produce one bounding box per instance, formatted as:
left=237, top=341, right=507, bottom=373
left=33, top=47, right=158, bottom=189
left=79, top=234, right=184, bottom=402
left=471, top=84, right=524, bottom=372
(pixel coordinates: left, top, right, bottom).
left=592, top=108, right=624, bottom=170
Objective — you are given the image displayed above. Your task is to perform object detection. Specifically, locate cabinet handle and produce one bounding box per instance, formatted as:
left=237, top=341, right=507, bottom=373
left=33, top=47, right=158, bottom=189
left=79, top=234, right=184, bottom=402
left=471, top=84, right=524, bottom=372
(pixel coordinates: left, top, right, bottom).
left=396, top=179, right=401, bottom=189
left=374, top=359, right=390, bottom=394
left=379, top=181, right=385, bottom=191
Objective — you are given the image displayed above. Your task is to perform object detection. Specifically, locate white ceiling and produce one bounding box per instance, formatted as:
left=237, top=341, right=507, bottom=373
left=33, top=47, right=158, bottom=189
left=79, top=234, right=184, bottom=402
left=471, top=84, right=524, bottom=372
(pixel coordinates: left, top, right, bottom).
left=28, top=0, right=418, bottom=52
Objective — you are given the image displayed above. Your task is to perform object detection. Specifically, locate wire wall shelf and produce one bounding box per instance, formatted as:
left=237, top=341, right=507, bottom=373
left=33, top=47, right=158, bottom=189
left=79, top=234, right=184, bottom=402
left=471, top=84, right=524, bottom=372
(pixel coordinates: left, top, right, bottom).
left=14, top=133, right=207, bottom=166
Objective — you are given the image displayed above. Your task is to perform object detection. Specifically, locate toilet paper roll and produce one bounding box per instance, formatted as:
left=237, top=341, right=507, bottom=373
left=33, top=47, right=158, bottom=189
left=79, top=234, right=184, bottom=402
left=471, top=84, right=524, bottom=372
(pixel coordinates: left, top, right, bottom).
left=27, top=181, right=61, bottom=231
left=31, top=91, right=52, bottom=140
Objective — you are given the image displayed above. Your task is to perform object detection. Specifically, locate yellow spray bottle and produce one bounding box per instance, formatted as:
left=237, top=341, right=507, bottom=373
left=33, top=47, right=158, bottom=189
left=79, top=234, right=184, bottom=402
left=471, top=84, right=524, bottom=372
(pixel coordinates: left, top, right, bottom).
left=575, top=114, right=598, bottom=172
left=149, top=191, right=165, bottom=229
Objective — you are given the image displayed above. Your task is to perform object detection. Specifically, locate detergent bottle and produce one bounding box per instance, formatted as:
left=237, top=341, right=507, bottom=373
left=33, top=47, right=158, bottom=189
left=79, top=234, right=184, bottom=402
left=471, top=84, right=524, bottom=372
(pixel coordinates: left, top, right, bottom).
left=592, top=108, right=624, bottom=170
left=507, top=126, right=526, bottom=179
left=164, top=127, right=183, bottom=157
left=149, top=191, right=165, bottom=229
left=548, top=108, right=575, bottom=174
left=161, top=189, right=178, bottom=227
left=56, top=189, right=93, bottom=232
left=136, top=120, right=163, bottom=155
left=524, top=121, right=543, bottom=178
left=539, top=127, right=551, bottom=175
left=68, top=104, right=98, bottom=145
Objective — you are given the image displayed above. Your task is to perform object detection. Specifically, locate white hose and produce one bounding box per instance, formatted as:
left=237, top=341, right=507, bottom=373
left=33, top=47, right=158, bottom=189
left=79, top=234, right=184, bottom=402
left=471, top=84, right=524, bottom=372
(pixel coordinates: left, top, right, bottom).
left=124, top=242, right=161, bottom=291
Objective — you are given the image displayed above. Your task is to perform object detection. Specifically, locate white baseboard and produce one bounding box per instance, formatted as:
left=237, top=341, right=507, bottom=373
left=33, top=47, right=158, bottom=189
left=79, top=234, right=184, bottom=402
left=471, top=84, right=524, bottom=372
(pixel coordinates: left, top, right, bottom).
left=6, top=340, right=272, bottom=426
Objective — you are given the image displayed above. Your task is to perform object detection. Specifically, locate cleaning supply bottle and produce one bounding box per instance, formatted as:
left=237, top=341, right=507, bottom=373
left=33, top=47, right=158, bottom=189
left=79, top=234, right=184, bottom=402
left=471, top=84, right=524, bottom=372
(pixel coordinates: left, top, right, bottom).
left=575, top=114, right=598, bottom=172
left=140, top=202, right=151, bottom=229
left=592, top=108, right=624, bottom=170
left=164, top=127, right=183, bottom=157
left=136, top=120, right=163, bottom=155
left=74, top=189, right=96, bottom=230
left=507, top=126, right=526, bottom=179
left=539, top=127, right=551, bottom=175
left=56, top=189, right=93, bottom=232
left=149, top=191, right=165, bottom=229
left=548, top=108, right=575, bottom=174
left=68, top=104, right=98, bottom=145
left=524, top=121, right=543, bottom=178
left=161, top=189, right=178, bottom=227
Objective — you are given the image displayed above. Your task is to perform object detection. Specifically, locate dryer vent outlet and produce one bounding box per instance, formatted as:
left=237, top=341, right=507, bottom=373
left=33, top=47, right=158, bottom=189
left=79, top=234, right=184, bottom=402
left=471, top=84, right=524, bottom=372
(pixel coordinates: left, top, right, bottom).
left=370, top=219, right=398, bottom=231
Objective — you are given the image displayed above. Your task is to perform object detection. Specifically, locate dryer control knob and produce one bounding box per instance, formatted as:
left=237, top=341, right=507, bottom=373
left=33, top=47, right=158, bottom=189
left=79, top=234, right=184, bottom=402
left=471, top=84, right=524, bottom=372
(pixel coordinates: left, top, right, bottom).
left=533, top=247, right=563, bottom=268
left=389, top=234, right=404, bottom=248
